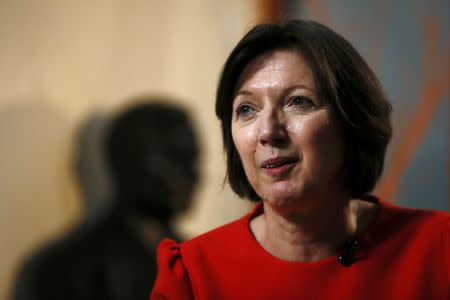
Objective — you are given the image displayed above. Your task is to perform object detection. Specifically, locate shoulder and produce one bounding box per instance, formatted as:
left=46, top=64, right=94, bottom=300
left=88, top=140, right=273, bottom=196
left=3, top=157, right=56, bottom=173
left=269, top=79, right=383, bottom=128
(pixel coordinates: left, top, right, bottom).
left=379, top=200, right=449, bottom=231
left=151, top=211, right=253, bottom=299
left=12, top=223, right=115, bottom=300
left=374, top=200, right=449, bottom=252
left=12, top=237, right=72, bottom=299
left=151, top=239, right=193, bottom=299
left=374, top=201, right=449, bottom=288
left=156, top=213, right=250, bottom=267
left=182, top=214, right=249, bottom=252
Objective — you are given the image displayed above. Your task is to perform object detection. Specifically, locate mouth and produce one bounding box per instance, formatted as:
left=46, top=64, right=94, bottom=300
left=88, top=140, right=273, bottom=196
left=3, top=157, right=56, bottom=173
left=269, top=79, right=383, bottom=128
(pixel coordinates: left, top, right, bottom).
left=261, top=156, right=298, bottom=176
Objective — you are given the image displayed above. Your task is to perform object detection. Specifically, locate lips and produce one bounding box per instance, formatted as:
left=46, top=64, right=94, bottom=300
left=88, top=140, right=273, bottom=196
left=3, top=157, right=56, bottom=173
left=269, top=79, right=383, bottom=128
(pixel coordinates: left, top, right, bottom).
left=261, top=156, right=298, bottom=176
left=261, top=157, right=298, bottom=168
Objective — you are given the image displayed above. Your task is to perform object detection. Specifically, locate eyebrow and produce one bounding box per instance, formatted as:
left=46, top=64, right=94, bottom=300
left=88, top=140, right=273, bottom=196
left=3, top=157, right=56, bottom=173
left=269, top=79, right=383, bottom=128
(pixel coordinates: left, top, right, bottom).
left=235, top=84, right=317, bottom=97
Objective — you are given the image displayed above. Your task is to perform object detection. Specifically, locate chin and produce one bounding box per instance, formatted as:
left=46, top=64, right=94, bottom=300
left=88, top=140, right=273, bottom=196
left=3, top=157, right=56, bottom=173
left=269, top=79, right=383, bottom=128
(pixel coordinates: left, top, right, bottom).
left=262, top=195, right=311, bottom=216
left=260, top=181, right=313, bottom=210
left=264, top=190, right=301, bottom=208
left=264, top=195, right=296, bottom=207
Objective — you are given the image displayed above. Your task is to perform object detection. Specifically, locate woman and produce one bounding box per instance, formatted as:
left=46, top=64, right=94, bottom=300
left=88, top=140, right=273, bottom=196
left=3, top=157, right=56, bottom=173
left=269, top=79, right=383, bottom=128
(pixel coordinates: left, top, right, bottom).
left=151, top=20, right=448, bottom=300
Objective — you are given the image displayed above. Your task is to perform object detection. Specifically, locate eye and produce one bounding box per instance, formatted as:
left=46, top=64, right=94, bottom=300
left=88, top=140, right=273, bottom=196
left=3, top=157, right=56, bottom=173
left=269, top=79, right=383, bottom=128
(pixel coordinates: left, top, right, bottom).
left=235, top=104, right=254, bottom=118
left=289, top=96, right=315, bottom=110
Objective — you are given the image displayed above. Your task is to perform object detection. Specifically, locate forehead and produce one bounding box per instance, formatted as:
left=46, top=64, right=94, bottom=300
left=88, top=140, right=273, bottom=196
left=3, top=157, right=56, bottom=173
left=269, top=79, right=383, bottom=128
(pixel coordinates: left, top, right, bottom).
left=236, top=49, right=316, bottom=92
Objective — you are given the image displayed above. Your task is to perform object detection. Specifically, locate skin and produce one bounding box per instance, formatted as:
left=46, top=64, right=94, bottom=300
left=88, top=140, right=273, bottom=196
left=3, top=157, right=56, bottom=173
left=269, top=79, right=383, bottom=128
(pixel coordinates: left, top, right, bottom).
left=231, top=49, right=377, bottom=262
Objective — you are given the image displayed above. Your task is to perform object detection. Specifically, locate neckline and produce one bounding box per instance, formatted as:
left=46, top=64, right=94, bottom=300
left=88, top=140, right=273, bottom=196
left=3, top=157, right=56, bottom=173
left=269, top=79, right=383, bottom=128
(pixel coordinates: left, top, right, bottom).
left=243, top=195, right=383, bottom=267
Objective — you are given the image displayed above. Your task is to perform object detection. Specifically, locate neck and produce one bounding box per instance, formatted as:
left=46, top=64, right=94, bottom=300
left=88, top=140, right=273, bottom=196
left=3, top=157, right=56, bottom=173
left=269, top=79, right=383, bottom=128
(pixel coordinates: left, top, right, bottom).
left=127, top=215, right=172, bottom=250
left=251, top=195, right=370, bottom=262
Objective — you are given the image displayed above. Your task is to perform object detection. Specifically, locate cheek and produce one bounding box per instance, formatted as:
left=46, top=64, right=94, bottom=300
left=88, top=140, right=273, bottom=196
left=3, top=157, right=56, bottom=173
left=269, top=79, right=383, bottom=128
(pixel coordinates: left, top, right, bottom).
left=286, top=118, right=305, bottom=139
left=309, top=122, right=344, bottom=170
left=231, top=123, right=258, bottom=159
left=288, top=114, right=344, bottom=166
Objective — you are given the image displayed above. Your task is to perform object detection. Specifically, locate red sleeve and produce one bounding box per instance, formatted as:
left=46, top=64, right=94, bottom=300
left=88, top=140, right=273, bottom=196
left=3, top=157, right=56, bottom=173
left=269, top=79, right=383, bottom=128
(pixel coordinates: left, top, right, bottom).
left=150, top=239, right=194, bottom=300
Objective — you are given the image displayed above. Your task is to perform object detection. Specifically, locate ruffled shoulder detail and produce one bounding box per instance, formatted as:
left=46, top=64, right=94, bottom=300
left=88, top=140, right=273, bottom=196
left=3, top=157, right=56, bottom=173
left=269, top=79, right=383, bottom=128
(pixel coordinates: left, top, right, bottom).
left=150, top=239, right=194, bottom=300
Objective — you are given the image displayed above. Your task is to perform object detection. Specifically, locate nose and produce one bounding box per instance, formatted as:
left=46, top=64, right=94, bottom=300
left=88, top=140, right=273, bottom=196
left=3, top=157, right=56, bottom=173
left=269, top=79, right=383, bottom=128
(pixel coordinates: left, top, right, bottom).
left=258, top=109, right=288, bottom=147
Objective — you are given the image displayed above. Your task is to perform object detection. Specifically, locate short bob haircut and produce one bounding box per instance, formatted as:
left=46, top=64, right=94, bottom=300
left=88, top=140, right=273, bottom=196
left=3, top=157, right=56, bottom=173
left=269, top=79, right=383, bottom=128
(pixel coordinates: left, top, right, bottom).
left=215, top=19, right=392, bottom=201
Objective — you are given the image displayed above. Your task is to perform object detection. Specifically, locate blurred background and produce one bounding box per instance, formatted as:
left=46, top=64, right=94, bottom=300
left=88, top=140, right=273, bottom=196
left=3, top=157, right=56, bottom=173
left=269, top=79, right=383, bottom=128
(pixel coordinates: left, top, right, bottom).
left=0, top=0, right=448, bottom=299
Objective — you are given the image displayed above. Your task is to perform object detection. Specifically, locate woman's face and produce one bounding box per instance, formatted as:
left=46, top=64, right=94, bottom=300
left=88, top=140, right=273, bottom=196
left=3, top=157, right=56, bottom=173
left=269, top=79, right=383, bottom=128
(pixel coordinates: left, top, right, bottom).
left=231, top=49, right=345, bottom=210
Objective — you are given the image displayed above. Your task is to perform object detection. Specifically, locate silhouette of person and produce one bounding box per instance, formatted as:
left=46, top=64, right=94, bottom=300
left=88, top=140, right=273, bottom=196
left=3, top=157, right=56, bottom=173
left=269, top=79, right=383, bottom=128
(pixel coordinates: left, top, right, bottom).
left=12, top=99, right=199, bottom=300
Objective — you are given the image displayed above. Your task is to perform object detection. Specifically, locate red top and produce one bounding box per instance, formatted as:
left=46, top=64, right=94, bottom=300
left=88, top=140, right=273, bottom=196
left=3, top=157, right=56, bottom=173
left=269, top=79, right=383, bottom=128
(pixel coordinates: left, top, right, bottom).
left=151, top=198, right=449, bottom=300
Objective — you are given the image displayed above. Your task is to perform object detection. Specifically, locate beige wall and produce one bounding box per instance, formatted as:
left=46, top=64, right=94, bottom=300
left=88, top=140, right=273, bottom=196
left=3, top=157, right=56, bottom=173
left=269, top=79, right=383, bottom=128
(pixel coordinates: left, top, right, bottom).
left=0, top=1, right=260, bottom=298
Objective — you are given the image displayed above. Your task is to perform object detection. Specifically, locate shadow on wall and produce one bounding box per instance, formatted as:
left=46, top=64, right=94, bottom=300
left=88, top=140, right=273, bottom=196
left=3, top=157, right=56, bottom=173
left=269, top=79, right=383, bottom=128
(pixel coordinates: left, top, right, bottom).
left=0, top=101, right=71, bottom=300
left=71, top=112, right=112, bottom=221
left=10, top=98, right=200, bottom=300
